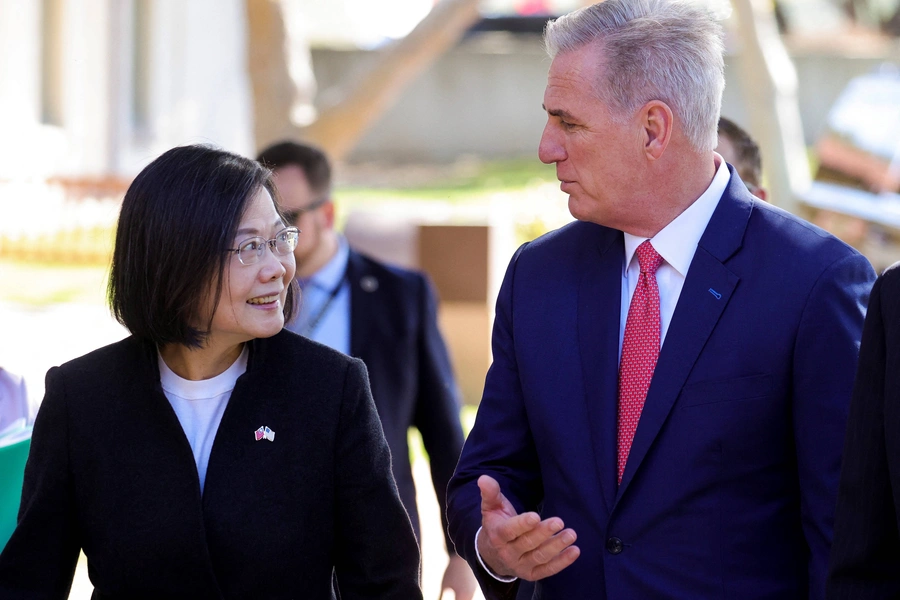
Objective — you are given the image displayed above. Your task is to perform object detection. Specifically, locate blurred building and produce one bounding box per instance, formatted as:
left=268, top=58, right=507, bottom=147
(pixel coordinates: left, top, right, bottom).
left=0, top=0, right=253, bottom=182
left=0, top=0, right=255, bottom=262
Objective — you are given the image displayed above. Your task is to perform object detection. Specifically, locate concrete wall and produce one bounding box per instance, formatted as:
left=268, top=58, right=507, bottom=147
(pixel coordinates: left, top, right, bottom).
left=312, top=33, right=551, bottom=163
left=311, top=34, right=897, bottom=164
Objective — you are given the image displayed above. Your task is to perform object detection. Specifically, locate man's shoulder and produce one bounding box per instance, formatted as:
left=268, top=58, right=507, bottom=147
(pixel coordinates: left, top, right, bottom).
left=347, top=248, right=427, bottom=291
left=515, top=220, right=617, bottom=264
left=749, top=199, right=866, bottom=266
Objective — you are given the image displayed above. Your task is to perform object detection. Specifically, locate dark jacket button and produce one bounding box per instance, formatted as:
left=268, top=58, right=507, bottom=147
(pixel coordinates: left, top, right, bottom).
left=606, top=537, right=624, bottom=555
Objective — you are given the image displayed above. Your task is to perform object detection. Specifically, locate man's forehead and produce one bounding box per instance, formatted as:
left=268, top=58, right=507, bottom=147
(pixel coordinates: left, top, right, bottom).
left=546, top=45, right=604, bottom=96
left=272, top=164, right=313, bottom=208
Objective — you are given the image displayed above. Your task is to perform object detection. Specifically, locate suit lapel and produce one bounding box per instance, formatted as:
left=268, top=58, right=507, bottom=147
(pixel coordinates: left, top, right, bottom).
left=347, top=250, right=373, bottom=359
left=578, top=227, right=624, bottom=514
left=616, top=178, right=753, bottom=500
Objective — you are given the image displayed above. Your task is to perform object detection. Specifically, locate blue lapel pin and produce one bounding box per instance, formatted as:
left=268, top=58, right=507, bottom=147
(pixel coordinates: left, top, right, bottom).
left=708, top=288, right=722, bottom=300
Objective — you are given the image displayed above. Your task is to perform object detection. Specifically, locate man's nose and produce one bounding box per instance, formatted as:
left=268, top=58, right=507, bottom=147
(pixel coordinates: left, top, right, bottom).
left=538, top=124, right=565, bottom=164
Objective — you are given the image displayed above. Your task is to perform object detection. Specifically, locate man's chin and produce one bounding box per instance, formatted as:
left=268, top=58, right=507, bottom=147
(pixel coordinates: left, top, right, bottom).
left=567, top=196, right=607, bottom=227
left=567, top=195, right=589, bottom=221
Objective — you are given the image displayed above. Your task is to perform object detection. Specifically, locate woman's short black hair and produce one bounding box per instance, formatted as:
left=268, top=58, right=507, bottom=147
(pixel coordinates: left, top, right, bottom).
left=108, top=144, right=298, bottom=348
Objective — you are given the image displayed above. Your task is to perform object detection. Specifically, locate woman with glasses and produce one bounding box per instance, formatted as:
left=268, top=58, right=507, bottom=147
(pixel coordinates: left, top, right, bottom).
left=0, top=145, right=422, bottom=599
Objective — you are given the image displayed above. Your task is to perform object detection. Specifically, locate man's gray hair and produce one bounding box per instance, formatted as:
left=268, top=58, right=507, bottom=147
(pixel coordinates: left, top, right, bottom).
left=544, top=0, right=725, bottom=152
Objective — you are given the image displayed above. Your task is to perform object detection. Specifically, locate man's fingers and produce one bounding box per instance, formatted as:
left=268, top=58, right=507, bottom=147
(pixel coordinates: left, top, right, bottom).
left=491, top=511, right=541, bottom=543
left=500, top=516, right=564, bottom=551
left=528, top=544, right=581, bottom=581
left=522, top=527, right=577, bottom=565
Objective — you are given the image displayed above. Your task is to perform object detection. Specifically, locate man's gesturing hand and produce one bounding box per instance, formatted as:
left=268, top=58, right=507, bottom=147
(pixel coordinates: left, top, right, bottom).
left=476, top=474, right=580, bottom=581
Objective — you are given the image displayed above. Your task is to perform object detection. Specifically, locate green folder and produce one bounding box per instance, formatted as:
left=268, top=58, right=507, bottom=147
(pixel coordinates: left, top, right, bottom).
left=0, top=436, right=31, bottom=552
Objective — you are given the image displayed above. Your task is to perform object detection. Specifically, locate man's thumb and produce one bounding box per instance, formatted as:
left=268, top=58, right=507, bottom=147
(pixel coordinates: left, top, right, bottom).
left=478, top=474, right=503, bottom=512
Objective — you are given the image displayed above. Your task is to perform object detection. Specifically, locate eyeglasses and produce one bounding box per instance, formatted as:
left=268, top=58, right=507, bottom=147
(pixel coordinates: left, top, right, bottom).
left=227, top=227, right=299, bottom=266
left=280, top=197, right=329, bottom=224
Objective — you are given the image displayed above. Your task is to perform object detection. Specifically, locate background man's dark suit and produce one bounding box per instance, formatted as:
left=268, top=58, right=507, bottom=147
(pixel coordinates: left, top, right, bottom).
left=0, top=331, right=421, bottom=599
left=827, top=263, right=900, bottom=599
left=346, top=248, right=465, bottom=551
left=448, top=174, right=875, bottom=599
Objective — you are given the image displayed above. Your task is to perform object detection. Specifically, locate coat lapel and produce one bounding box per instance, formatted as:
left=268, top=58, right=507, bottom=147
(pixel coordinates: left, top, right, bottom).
left=202, top=340, right=272, bottom=506
left=616, top=178, right=753, bottom=500
left=347, top=250, right=374, bottom=359
left=132, top=338, right=226, bottom=597
left=578, top=227, right=624, bottom=514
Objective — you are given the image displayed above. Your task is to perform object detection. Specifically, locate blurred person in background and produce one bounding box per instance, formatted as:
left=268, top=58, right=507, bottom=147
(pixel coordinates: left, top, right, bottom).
left=257, top=141, right=476, bottom=600
left=0, top=367, right=31, bottom=432
left=827, top=263, right=900, bottom=598
left=716, top=116, right=768, bottom=201
left=0, top=144, right=421, bottom=599
left=446, top=0, right=874, bottom=598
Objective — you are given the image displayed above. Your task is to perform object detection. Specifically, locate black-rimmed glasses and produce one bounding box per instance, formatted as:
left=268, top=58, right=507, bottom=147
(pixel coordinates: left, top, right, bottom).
left=280, top=197, right=329, bottom=225
left=227, top=227, right=299, bottom=265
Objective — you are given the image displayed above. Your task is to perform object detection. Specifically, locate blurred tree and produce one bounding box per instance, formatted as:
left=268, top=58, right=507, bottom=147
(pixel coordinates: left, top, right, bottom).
left=731, top=0, right=810, bottom=212
left=246, top=0, right=481, bottom=161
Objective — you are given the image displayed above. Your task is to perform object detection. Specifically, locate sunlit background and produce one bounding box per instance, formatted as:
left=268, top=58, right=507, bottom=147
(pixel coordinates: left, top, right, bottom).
left=4, top=0, right=900, bottom=597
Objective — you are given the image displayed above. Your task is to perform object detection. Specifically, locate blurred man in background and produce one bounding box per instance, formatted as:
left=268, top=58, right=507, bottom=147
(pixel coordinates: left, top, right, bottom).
left=717, top=116, right=768, bottom=201
left=257, top=141, right=476, bottom=600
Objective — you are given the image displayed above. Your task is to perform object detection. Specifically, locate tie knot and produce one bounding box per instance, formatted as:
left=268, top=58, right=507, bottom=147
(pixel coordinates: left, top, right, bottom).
left=635, top=240, right=663, bottom=275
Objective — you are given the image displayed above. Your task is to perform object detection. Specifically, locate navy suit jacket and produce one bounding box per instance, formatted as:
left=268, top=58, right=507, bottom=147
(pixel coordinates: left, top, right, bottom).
left=346, top=249, right=465, bottom=552
left=448, top=171, right=875, bottom=600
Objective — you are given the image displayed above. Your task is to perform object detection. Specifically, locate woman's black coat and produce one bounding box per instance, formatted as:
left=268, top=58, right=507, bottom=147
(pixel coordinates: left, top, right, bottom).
left=0, top=330, right=422, bottom=599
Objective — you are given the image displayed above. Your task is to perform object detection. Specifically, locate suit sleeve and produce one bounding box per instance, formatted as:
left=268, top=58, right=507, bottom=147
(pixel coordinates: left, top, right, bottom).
left=792, top=251, right=876, bottom=600
left=332, top=358, right=423, bottom=600
left=0, top=367, right=80, bottom=599
left=411, top=274, right=466, bottom=555
left=447, top=245, right=541, bottom=600
left=826, top=269, right=900, bottom=599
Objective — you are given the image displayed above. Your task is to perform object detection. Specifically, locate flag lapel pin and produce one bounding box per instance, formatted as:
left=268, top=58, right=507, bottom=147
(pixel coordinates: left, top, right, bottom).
left=255, top=425, right=275, bottom=442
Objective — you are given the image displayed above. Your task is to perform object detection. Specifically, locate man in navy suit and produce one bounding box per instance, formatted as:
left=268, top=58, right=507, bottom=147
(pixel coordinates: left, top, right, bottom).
left=446, top=1, right=875, bottom=599
left=257, top=141, right=476, bottom=600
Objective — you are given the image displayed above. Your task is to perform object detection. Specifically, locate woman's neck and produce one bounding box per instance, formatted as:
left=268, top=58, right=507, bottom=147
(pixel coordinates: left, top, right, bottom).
left=159, top=340, right=245, bottom=381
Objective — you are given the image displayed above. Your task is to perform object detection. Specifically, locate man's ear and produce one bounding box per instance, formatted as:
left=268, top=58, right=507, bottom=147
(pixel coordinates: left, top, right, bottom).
left=641, top=100, right=674, bottom=160
left=321, top=200, right=336, bottom=229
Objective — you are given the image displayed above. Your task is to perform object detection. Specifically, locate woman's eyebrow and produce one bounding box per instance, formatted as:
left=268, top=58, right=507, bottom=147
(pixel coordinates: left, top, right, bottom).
left=235, top=219, right=284, bottom=237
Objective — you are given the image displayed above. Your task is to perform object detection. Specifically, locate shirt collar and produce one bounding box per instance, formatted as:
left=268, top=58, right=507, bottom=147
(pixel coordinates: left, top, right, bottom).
left=307, top=235, right=350, bottom=291
left=623, top=155, right=729, bottom=276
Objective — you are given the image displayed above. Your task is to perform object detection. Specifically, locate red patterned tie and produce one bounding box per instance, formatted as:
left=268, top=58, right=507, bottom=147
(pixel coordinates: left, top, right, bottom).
left=617, top=240, right=663, bottom=485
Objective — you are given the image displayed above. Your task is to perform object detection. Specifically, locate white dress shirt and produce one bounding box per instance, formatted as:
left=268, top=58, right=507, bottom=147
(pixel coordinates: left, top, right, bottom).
left=477, top=155, right=731, bottom=582
left=619, top=157, right=729, bottom=359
